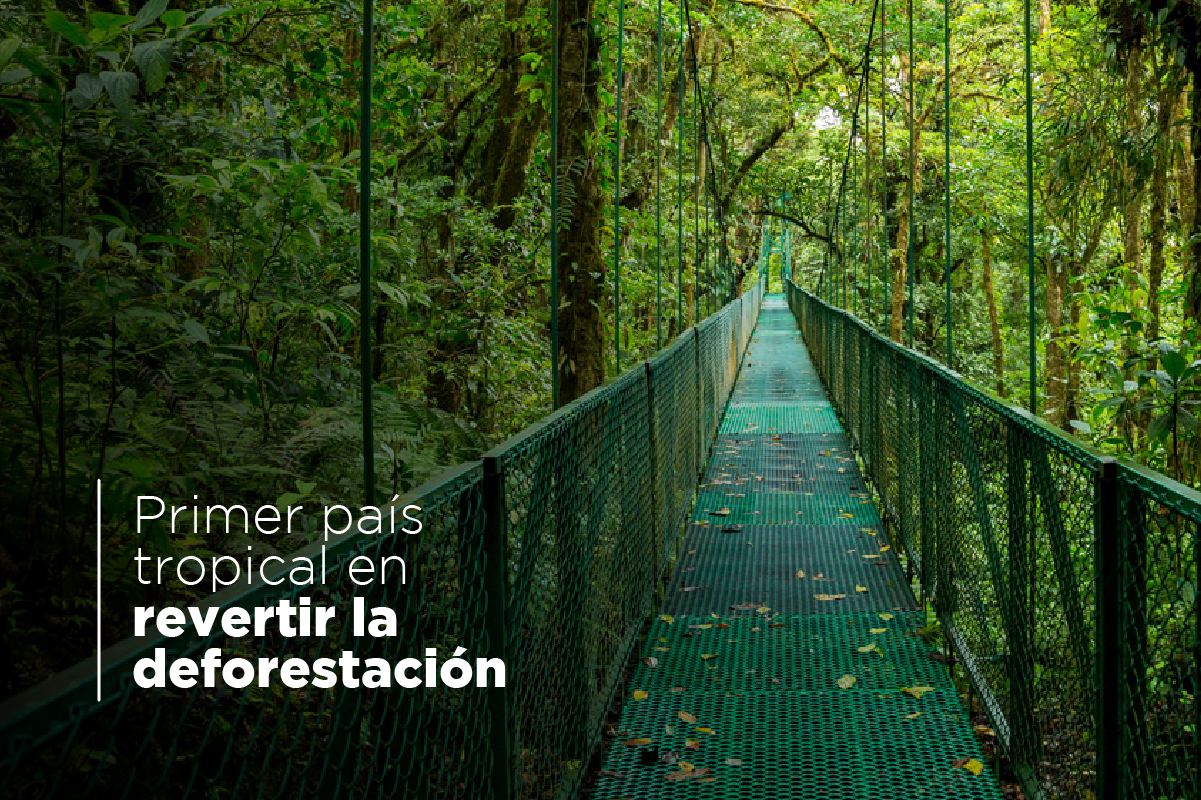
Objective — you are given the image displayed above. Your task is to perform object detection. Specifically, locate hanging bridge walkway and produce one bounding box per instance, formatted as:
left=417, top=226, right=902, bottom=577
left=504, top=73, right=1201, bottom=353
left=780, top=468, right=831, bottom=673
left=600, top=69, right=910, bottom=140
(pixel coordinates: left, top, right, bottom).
left=1, top=277, right=1196, bottom=800
left=590, top=294, right=1000, bottom=799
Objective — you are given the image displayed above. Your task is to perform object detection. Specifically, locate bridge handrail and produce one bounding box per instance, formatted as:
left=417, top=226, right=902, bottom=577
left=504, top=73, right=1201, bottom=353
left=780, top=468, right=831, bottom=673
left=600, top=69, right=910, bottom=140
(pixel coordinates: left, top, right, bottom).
left=787, top=278, right=1199, bottom=800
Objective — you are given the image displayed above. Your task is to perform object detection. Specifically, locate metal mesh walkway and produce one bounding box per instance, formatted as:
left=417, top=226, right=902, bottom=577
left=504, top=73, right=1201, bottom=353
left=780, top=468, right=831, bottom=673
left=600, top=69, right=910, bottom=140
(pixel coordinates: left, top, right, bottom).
left=591, top=295, right=1003, bottom=799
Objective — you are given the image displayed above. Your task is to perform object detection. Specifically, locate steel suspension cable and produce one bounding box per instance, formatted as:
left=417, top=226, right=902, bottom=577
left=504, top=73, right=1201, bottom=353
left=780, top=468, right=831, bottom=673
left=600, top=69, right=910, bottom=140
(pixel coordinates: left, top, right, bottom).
left=943, top=0, right=952, bottom=368
left=677, top=10, right=685, bottom=331
left=1024, top=0, right=1037, bottom=412
left=906, top=0, right=915, bottom=348
left=656, top=0, right=663, bottom=350
left=881, top=0, right=888, bottom=333
left=360, top=0, right=374, bottom=505
left=613, top=0, right=625, bottom=372
left=549, top=0, right=560, bottom=408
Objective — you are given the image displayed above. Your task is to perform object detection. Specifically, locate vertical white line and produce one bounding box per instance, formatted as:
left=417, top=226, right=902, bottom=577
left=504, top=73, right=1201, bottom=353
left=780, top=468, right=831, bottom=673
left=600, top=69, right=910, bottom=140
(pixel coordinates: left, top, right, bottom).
left=96, top=479, right=101, bottom=702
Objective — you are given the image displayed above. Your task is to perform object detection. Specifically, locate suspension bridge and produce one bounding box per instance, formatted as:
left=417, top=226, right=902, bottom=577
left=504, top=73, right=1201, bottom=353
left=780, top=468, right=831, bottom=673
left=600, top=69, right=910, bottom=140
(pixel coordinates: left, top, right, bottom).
left=2, top=0, right=1198, bottom=796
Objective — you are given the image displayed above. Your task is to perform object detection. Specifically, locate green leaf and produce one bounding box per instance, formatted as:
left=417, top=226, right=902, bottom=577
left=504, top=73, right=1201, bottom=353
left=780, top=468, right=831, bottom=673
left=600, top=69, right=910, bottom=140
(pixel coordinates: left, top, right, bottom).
left=161, top=9, right=187, bottom=28
left=68, top=72, right=103, bottom=108
left=1148, top=412, right=1172, bottom=443
left=1160, top=344, right=1187, bottom=381
left=88, top=12, right=135, bottom=31
left=132, top=40, right=173, bottom=92
left=183, top=319, right=210, bottom=344
left=100, top=70, right=138, bottom=119
left=0, top=38, right=19, bottom=70
left=46, top=10, right=90, bottom=47
left=130, top=0, right=168, bottom=31
left=0, top=67, right=31, bottom=86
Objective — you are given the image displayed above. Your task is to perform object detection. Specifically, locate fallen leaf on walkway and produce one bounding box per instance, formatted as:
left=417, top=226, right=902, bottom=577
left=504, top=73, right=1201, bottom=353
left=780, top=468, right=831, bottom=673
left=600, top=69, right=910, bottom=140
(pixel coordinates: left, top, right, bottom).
left=837, top=674, right=857, bottom=689
left=622, top=738, right=652, bottom=746
left=878, top=613, right=894, bottom=621
left=724, top=758, right=743, bottom=766
left=700, top=653, right=718, bottom=661
left=796, top=569, right=805, bottom=579
left=870, top=627, right=888, bottom=634
left=815, top=593, right=847, bottom=601
left=678, top=711, right=697, bottom=724
left=660, top=614, right=674, bottom=624
left=862, top=554, right=881, bottom=560
left=880, top=545, right=891, bottom=552
left=598, top=769, right=624, bottom=778
left=905, top=712, right=922, bottom=720
left=756, top=606, right=770, bottom=614
left=669, top=686, right=686, bottom=693
left=632, top=690, right=648, bottom=700
left=685, top=739, right=700, bottom=751
left=654, top=646, right=670, bottom=652
left=855, top=585, right=868, bottom=593
left=696, top=727, right=716, bottom=734
left=642, top=657, right=659, bottom=668
left=952, top=758, right=984, bottom=776
left=689, top=624, right=712, bottom=630
left=901, top=686, right=935, bottom=699
left=857, top=643, right=883, bottom=656
left=679, top=761, right=695, bottom=772
left=711, top=507, right=731, bottom=516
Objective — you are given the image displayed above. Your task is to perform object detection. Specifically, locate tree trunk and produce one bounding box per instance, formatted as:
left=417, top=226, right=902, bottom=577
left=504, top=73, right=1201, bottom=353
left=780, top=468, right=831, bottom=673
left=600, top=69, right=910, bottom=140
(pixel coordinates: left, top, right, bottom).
left=981, top=219, right=1005, bottom=397
left=1045, top=254, right=1069, bottom=426
left=1148, top=66, right=1182, bottom=340
left=1187, top=72, right=1201, bottom=325
left=557, top=0, right=606, bottom=403
left=476, top=0, right=546, bottom=232
left=1123, top=44, right=1143, bottom=279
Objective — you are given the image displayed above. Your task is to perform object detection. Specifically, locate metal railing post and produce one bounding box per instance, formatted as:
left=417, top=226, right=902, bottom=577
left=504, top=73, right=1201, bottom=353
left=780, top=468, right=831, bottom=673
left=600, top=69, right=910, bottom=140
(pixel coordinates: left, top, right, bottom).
left=481, top=456, right=514, bottom=800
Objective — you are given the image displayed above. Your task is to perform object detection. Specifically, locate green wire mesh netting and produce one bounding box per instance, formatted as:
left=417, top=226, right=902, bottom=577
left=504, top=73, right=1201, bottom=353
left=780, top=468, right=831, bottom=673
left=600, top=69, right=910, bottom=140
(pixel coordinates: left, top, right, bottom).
left=0, top=281, right=765, bottom=800
left=591, top=296, right=1003, bottom=800
left=786, top=280, right=1199, bottom=800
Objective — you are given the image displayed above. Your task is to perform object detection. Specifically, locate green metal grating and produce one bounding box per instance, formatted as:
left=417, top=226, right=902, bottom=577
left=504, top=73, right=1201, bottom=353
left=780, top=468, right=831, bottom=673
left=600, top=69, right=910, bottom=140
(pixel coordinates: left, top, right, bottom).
left=663, top=525, right=913, bottom=614
left=719, top=405, right=843, bottom=434
left=691, top=492, right=881, bottom=525
left=592, top=295, right=1002, bottom=800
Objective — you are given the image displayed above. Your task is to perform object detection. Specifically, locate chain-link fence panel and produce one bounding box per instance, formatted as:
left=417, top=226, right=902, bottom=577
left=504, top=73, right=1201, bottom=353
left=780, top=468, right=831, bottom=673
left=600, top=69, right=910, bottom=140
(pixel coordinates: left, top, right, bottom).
left=786, top=279, right=1197, bottom=800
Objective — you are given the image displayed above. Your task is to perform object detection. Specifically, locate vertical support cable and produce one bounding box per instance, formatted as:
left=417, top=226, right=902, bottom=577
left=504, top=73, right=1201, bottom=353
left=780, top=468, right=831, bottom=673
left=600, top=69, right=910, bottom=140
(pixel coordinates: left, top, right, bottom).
left=360, top=0, right=375, bottom=506
left=656, top=0, right=663, bottom=349
left=906, top=0, right=915, bottom=348
left=678, top=10, right=685, bottom=330
left=881, top=0, right=889, bottom=332
left=944, top=0, right=952, bottom=368
left=550, top=0, right=560, bottom=407
left=614, top=0, right=625, bottom=372
left=866, top=43, right=872, bottom=325
left=1024, top=0, right=1037, bottom=412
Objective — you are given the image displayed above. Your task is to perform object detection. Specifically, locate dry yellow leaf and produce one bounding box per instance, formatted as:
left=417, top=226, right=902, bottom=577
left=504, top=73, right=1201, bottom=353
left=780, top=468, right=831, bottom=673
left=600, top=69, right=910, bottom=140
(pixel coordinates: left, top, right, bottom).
left=878, top=613, right=894, bottom=621
left=678, top=711, right=697, bottom=724
left=700, top=653, right=718, bottom=660
left=870, top=627, right=888, bottom=634
left=901, top=686, right=935, bottom=699
left=678, top=761, right=695, bottom=772
left=632, top=690, right=648, bottom=700
left=837, top=674, right=857, bottom=689
left=904, top=712, right=922, bottom=720
left=696, top=727, right=716, bottom=734
left=685, top=739, right=700, bottom=751
left=880, top=545, right=891, bottom=552
left=963, top=759, right=983, bottom=776
left=796, top=569, right=805, bottom=579
left=622, top=738, right=652, bottom=746
left=660, top=614, right=674, bottom=624
left=855, top=585, right=868, bottom=593
left=756, top=606, right=770, bottom=614
left=814, top=593, right=848, bottom=601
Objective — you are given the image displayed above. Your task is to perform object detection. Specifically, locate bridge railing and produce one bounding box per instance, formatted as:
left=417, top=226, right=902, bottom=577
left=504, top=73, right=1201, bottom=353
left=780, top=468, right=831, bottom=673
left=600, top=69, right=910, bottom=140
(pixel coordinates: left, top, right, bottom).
left=0, top=277, right=764, bottom=800
left=787, top=280, right=1198, bottom=800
